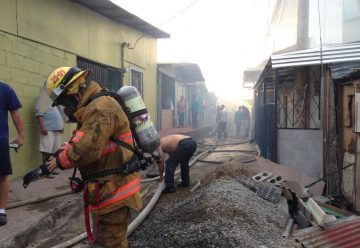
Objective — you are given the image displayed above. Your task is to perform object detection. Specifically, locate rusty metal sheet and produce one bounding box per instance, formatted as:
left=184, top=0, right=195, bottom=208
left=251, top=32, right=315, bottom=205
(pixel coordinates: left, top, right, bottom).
left=294, top=216, right=360, bottom=248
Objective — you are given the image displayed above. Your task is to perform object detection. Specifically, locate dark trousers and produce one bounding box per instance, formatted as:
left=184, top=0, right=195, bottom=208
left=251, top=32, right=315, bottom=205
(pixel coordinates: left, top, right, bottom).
left=165, top=138, right=197, bottom=189
left=235, top=123, right=241, bottom=137
left=0, top=142, right=12, bottom=176
left=217, top=122, right=227, bottom=138
left=178, top=112, right=184, bottom=127
left=192, top=112, right=198, bottom=128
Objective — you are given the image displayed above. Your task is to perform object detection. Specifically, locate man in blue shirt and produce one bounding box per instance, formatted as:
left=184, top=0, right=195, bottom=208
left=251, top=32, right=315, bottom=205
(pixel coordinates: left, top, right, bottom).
left=0, top=82, right=24, bottom=226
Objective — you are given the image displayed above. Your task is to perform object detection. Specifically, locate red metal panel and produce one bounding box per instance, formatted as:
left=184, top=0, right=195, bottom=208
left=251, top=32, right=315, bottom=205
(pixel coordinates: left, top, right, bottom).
left=294, top=217, right=360, bottom=248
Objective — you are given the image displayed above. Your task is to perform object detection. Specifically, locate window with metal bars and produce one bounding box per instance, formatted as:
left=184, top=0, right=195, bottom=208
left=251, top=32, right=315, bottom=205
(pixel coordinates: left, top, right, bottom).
left=277, top=66, right=320, bottom=129
left=77, top=57, right=123, bottom=92
left=130, top=69, right=143, bottom=97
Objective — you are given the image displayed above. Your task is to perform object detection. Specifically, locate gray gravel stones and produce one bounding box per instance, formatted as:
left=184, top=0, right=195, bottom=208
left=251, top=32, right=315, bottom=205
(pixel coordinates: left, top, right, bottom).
left=129, top=179, right=301, bottom=248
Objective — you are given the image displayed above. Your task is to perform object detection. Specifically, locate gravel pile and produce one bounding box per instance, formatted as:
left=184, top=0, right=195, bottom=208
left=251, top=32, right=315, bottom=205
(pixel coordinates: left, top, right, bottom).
left=129, top=179, right=301, bottom=248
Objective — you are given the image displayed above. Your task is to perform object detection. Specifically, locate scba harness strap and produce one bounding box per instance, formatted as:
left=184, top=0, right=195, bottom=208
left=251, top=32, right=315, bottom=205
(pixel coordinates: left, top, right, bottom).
left=71, top=89, right=151, bottom=188
left=83, top=181, right=100, bottom=244
left=82, top=90, right=153, bottom=176
left=81, top=156, right=141, bottom=182
left=85, top=90, right=148, bottom=119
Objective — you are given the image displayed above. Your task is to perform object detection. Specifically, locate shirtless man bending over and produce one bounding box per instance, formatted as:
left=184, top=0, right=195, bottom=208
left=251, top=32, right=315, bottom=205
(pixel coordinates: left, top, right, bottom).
left=157, top=134, right=197, bottom=193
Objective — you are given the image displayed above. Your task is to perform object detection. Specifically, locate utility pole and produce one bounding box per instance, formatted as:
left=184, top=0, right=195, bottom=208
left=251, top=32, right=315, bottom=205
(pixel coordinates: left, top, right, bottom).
left=297, top=0, right=309, bottom=50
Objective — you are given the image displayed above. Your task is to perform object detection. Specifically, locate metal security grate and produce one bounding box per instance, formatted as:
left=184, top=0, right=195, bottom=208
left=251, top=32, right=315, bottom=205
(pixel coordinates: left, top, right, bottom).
left=77, top=57, right=123, bottom=92
left=277, top=66, right=320, bottom=129
left=237, top=175, right=283, bottom=203
left=130, top=69, right=143, bottom=97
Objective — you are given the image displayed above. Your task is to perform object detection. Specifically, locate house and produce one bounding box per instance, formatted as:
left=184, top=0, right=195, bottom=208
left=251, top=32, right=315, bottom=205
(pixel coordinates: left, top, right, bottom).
left=157, top=63, right=207, bottom=129
left=254, top=0, right=360, bottom=211
left=0, top=0, right=169, bottom=178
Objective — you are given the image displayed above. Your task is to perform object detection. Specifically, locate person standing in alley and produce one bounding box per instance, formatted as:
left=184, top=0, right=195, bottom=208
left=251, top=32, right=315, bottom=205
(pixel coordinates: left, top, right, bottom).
left=34, top=97, right=64, bottom=167
left=156, top=134, right=197, bottom=193
left=190, top=94, right=200, bottom=128
left=241, top=106, right=250, bottom=137
left=199, top=99, right=206, bottom=126
left=217, top=105, right=227, bottom=139
left=216, top=105, right=221, bottom=124
left=0, top=82, right=24, bottom=226
left=176, top=95, right=186, bottom=128
left=234, top=106, right=242, bottom=138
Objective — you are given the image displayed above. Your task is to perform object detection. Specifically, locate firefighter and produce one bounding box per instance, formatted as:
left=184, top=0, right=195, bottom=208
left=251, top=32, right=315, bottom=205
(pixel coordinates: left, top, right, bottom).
left=44, top=67, right=141, bottom=248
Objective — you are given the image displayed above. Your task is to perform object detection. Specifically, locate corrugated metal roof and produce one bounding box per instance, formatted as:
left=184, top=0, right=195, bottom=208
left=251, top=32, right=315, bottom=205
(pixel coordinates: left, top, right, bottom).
left=243, top=70, right=262, bottom=82
left=293, top=216, right=360, bottom=248
left=271, top=42, right=360, bottom=68
left=158, top=63, right=205, bottom=83
left=329, top=61, right=360, bottom=80
left=71, top=0, right=170, bottom=38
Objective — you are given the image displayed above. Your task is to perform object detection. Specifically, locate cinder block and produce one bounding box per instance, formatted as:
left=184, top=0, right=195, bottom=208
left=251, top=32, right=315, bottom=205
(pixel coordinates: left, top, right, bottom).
left=28, top=41, right=39, bottom=50
left=11, top=67, right=28, bottom=84
left=267, top=175, right=285, bottom=186
left=24, top=85, right=41, bottom=97
left=0, top=64, right=11, bottom=80
left=57, top=56, right=75, bottom=67
left=12, top=40, right=30, bottom=57
left=64, top=53, right=76, bottom=65
left=28, top=73, right=45, bottom=87
left=37, top=45, right=52, bottom=54
left=21, top=99, right=36, bottom=122
left=39, top=63, right=54, bottom=76
left=44, top=53, right=58, bottom=67
left=29, top=49, right=42, bottom=62
left=52, top=48, right=64, bottom=58
left=252, top=171, right=273, bottom=181
left=0, top=34, right=12, bottom=51
left=24, top=58, right=40, bottom=73
left=0, top=50, right=5, bottom=65
left=8, top=82, right=24, bottom=96
left=6, top=53, right=24, bottom=69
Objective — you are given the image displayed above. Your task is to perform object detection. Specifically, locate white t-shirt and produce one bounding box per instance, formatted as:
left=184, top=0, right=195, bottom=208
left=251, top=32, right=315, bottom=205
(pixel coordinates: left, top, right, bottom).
left=219, top=109, right=227, bottom=122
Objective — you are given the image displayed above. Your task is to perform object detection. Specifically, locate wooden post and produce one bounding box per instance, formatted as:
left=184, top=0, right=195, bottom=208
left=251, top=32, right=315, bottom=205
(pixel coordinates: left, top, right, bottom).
left=355, top=83, right=360, bottom=211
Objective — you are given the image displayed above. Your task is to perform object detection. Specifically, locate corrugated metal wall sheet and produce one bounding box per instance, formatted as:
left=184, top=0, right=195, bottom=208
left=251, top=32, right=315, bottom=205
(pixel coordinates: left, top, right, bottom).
left=271, top=42, right=360, bottom=68
left=294, top=216, right=360, bottom=248
left=329, top=61, right=360, bottom=80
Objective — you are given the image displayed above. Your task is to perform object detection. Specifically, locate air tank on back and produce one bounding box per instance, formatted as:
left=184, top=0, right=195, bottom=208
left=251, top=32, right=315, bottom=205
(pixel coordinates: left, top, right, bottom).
left=117, top=86, right=160, bottom=153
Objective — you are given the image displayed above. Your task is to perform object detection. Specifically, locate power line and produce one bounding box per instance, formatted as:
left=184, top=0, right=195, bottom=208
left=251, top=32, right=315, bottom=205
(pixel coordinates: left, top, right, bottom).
left=159, top=0, right=200, bottom=26
left=266, top=0, right=283, bottom=37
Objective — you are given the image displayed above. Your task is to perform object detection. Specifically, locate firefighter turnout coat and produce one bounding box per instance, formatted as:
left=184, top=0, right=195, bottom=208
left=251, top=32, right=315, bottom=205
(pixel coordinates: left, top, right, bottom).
left=57, top=81, right=142, bottom=215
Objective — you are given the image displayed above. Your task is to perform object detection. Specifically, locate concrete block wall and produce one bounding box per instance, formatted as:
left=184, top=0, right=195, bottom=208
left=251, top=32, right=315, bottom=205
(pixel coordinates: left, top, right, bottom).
left=0, top=31, right=76, bottom=178
left=278, top=129, right=323, bottom=179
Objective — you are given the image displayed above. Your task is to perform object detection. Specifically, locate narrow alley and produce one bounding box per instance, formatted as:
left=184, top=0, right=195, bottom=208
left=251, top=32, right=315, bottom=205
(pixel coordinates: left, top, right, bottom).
left=1, top=1, right=360, bottom=248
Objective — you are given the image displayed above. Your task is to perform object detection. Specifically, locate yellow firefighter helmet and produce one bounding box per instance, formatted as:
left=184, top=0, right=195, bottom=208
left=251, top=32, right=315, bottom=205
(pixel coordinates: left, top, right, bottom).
left=44, top=67, right=90, bottom=106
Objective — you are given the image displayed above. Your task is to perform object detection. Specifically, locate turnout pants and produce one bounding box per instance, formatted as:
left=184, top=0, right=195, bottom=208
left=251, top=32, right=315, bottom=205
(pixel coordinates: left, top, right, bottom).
left=165, top=138, right=197, bottom=189
left=93, top=207, right=130, bottom=248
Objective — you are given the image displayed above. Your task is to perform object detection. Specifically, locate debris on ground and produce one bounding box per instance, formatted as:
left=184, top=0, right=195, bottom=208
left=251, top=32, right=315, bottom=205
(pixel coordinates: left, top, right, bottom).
left=129, top=179, right=301, bottom=248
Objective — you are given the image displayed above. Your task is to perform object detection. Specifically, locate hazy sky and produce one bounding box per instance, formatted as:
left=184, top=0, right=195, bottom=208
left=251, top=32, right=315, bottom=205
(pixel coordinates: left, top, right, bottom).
left=112, top=0, right=272, bottom=104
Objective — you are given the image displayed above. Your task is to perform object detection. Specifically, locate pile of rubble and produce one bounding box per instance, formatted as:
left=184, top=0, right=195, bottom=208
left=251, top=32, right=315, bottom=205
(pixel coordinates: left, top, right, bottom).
left=129, top=178, right=301, bottom=248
